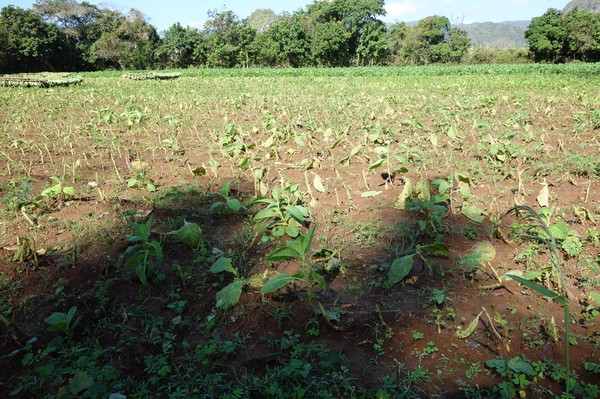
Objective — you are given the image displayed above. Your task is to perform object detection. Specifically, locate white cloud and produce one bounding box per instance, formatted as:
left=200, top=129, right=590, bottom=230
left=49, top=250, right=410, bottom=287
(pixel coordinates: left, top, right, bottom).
left=385, top=1, right=426, bottom=20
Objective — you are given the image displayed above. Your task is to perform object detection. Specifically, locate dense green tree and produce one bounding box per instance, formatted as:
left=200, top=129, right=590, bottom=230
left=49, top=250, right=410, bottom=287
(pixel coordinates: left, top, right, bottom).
left=157, top=23, right=205, bottom=68
left=563, top=9, right=600, bottom=61
left=311, top=21, right=350, bottom=66
left=252, top=14, right=310, bottom=67
left=0, top=5, right=68, bottom=72
left=33, top=0, right=101, bottom=69
left=525, top=8, right=567, bottom=62
left=355, top=19, right=387, bottom=66
left=90, top=9, right=159, bottom=69
left=204, top=10, right=256, bottom=68
left=304, top=0, right=386, bottom=66
left=389, top=16, right=470, bottom=65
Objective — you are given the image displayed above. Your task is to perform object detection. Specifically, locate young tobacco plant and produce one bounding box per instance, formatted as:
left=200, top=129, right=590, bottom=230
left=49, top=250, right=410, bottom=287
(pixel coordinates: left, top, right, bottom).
left=118, top=216, right=163, bottom=285
left=260, top=225, right=327, bottom=302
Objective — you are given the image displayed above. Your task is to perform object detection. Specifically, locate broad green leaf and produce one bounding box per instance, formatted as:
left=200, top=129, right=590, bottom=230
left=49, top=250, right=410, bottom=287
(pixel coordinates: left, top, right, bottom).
left=68, top=372, right=94, bottom=395
left=145, top=183, right=156, bottom=192
left=215, top=279, right=244, bottom=309
left=285, top=205, right=308, bottom=224
left=260, top=273, right=300, bottom=294
left=45, top=312, right=68, bottom=333
left=505, top=274, right=567, bottom=305
left=254, top=206, right=279, bottom=222
left=456, top=311, right=483, bottom=339
left=507, top=357, right=534, bottom=375
left=462, top=204, right=486, bottom=223
left=418, top=242, right=450, bottom=257
left=268, top=246, right=299, bottom=262
left=361, top=191, right=382, bottom=198
left=62, top=186, right=75, bottom=197
left=432, top=179, right=452, bottom=195
left=210, top=257, right=237, bottom=276
left=41, top=184, right=62, bottom=198
left=226, top=197, right=244, bottom=212
left=388, top=255, right=414, bottom=285
left=549, top=221, right=569, bottom=240
left=221, top=180, right=233, bottom=198
left=167, top=221, right=203, bottom=250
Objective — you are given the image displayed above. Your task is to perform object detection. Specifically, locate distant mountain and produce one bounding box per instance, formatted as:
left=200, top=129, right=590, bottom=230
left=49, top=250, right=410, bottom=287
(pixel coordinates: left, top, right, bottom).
left=563, top=0, right=600, bottom=13
left=458, top=21, right=529, bottom=49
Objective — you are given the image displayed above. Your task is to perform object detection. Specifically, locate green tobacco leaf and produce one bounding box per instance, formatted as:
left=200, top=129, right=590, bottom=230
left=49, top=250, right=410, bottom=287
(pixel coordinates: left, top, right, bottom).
left=226, top=197, right=244, bottom=212
left=285, top=205, right=308, bottom=223
left=45, top=312, right=68, bottom=333
left=507, top=357, right=534, bottom=375
left=254, top=206, right=279, bottom=222
left=418, top=242, right=449, bottom=257
left=505, top=274, right=567, bottom=305
left=268, top=246, right=299, bottom=262
left=432, top=179, right=452, bottom=195
left=210, top=257, right=237, bottom=276
left=260, top=273, right=300, bottom=294
left=41, top=184, right=62, bottom=198
left=216, top=279, right=244, bottom=309
left=549, top=221, right=569, bottom=240
left=167, top=221, right=203, bottom=250
left=221, top=179, right=233, bottom=198
left=62, top=186, right=75, bottom=197
left=388, top=255, right=414, bottom=285
left=462, top=204, right=485, bottom=223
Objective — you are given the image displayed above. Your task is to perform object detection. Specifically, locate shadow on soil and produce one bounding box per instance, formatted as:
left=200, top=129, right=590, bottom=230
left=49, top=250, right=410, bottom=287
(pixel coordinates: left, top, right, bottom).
left=0, top=179, right=598, bottom=398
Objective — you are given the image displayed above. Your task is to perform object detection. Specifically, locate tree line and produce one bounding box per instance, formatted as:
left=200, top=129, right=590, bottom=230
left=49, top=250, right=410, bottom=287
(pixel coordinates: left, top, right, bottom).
left=0, top=0, right=599, bottom=74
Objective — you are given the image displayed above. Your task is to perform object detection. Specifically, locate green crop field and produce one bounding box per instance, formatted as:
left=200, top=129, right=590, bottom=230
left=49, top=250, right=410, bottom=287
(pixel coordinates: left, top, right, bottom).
left=1, top=65, right=599, bottom=398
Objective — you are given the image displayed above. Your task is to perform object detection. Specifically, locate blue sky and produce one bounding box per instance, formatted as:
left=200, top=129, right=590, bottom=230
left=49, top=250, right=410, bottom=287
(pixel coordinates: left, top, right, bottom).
left=8, top=0, right=569, bottom=32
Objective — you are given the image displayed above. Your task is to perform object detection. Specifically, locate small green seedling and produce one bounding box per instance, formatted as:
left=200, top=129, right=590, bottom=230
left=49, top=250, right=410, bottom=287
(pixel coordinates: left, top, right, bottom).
left=118, top=216, right=163, bottom=285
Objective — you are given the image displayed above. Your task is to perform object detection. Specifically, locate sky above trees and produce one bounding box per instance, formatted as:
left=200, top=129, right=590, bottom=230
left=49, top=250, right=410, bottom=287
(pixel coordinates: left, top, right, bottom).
left=13, top=0, right=569, bottom=32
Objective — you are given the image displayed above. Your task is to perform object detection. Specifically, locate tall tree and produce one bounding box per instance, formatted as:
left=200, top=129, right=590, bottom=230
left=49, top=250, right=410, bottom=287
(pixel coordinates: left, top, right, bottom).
left=525, top=8, right=567, bottom=62
left=157, top=23, right=205, bottom=68
left=90, top=9, right=159, bottom=69
left=246, top=9, right=280, bottom=34
left=0, top=5, right=68, bottom=72
left=304, top=0, right=386, bottom=65
left=33, top=0, right=101, bottom=69
left=204, top=9, right=256, bottom=68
